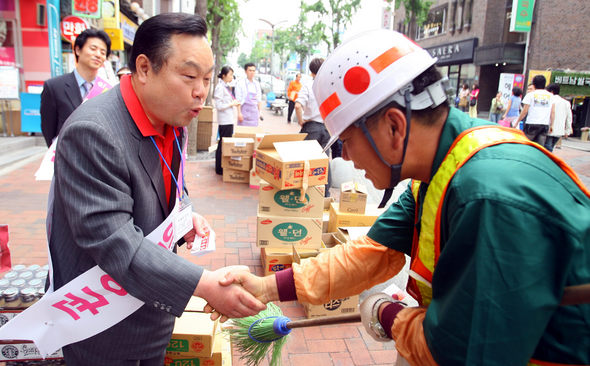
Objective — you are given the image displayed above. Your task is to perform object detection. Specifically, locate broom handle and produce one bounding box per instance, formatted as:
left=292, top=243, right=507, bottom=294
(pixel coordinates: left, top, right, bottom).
left=286, top=284, right=590, bottom=330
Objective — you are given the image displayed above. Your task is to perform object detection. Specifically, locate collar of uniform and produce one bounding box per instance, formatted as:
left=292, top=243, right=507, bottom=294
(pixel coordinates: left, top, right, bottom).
left=120, top=74, right=163, bottom=138
left=429, top=107, right=493, bottom=180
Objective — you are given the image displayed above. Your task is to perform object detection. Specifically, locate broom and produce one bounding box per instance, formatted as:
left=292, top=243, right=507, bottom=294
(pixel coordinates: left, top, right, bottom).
left=226, top=284, right=590, bottom=366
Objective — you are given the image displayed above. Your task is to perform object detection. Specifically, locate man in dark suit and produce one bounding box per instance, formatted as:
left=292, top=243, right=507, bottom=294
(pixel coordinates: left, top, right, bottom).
left=40, top=28, right=111, bottom=147
left=48, top=13, right=265, bottom=365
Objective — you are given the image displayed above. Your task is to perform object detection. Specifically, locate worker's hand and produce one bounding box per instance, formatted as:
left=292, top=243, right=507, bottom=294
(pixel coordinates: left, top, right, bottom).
left=195, top=267, right=266, bottom=322
left=183, top=212, right=210, bottom=250
left=218, top=269, right=279, bottom=305
left=360, top=293, right=394, bottom=342
left=238, top=112, right=244, bottom=122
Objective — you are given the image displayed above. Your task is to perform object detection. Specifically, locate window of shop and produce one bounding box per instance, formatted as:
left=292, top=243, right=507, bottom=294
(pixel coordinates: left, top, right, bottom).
left=416, top=5, right=447, bottom=40
left=0, top=19, right=17, bottom=67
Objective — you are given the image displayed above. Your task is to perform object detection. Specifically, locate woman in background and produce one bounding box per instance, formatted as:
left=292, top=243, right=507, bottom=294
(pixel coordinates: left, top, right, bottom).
left=458, top=83, right=470, bottom=112
left=502, top=86, right=523, bottom=128
left=469, top=83, right=480, bottom=118
left=213, top=66, right=240, bottom=175
left=489, top=92, right=504, bottom=122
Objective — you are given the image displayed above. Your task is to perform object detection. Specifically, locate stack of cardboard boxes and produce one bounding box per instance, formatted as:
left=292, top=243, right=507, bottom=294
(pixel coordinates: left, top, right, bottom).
left=221, top=137, right=254, bottom=184
left=254, top=134, right=362, bottom=318
left=232, top=126, right=265, bottom=189
left=165, top=297, right=231, bottom=366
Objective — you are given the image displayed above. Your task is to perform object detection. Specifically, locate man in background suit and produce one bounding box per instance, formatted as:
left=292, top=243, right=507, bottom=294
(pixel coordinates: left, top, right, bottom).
left=48, top=13, right=265, bottom=365
left=40, top=28, right=111, bottom=147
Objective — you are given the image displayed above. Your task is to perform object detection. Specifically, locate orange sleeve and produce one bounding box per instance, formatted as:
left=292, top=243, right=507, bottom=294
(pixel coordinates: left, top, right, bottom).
left=392, top=308, right=438, bottom=366
left=292, top=235, right=406, bottom=304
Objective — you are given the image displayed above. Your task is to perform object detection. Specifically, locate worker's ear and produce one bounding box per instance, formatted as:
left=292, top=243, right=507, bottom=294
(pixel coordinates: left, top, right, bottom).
left=383, top=107, right=407, bottom=151
left=134, top=54, right=152, bottom=84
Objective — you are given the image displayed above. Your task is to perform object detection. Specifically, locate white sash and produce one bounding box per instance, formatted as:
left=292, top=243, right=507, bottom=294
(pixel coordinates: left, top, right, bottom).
left=0, top=200, right=188, bottom=358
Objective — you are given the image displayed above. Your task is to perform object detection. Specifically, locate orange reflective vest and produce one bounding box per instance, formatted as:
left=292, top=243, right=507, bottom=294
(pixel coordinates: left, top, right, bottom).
left=405, top=125, right=590, bottom=365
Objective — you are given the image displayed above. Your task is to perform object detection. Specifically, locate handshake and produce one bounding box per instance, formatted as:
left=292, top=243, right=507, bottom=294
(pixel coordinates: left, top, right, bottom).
left=192, top=265, right=276, bottom=322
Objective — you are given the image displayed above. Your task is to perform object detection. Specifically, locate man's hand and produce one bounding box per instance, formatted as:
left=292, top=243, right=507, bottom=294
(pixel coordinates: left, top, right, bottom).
left=218, top=269, right=279, bottom=305
left=194, top=267, right=266, bottom=322
left=183, top=213, right=210, bottom=250
left=238, top=111, right=244, bottom=122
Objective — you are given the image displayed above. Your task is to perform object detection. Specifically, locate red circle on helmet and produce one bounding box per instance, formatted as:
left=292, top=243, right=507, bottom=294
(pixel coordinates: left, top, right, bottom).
left=343, top=66, right=370, bottom=95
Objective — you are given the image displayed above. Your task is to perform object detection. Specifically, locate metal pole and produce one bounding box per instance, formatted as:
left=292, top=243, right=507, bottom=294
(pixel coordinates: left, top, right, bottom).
left=522, top=30, right=531, bottom=77
left=270, top=25, right=274, bottom=77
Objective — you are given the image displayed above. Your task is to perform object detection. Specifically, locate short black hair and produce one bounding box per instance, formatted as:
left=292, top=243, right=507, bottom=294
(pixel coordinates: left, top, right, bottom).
left=309, top=58, right=324, bottom=75
left=74, top=28, right=111, bottom=62
left=532, top=75, right=546, bottom=90
left=129, top=13, right=207, bottom=73
left=244, top=63, right=255, bottom=71
left=218, top=65, right=233, bottom=79
left=512, top=86, right=523, bottom=97
left=546, top=83, right=560, bottom=95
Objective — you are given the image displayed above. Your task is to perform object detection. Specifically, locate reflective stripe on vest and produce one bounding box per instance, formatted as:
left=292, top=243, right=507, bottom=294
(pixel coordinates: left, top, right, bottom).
left=409, top=125, right=590, bottom=307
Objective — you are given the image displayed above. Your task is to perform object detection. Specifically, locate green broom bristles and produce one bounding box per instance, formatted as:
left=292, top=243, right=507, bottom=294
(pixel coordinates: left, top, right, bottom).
left=225, top=302, right=290, bottom=366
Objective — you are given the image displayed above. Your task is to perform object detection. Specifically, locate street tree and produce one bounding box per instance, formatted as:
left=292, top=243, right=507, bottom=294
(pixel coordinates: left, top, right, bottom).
left=386, top=0, right=432, bottom=39
left=306, top=0, right=361, bottom=52
left=289, top=0, right=326, bottom=72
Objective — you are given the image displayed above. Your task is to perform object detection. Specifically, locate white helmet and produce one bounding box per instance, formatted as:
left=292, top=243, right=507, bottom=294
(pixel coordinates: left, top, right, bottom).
left=313, top=29, right=447, bottom=149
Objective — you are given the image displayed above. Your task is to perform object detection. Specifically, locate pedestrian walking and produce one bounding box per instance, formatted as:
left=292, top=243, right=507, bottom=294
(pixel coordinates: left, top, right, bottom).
left=214, top=65, right=240, bottom=175
left=515, top=75, right=553, bottom=145
left=501, top=86, right=523, bottom=128
left=286, top=73, right=302, bottom=123
left=489, top=91, right=504, bottom=122
left=221, top=29, right=590, bottom=366
left=545, top=83, right=573, bottom=152
left=468, top=83, right=479, bottom=118
left=458, top=83, right=469, bottom=112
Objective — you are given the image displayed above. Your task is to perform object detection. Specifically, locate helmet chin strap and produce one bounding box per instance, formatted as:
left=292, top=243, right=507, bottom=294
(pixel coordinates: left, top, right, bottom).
left=357, top=87, right=413, bottom=208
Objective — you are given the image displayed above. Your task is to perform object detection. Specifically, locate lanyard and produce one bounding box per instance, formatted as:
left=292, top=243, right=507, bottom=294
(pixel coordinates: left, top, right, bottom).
left=149, top=128, right=186, bottom=201
left=225, top=84, right=236, bottom=100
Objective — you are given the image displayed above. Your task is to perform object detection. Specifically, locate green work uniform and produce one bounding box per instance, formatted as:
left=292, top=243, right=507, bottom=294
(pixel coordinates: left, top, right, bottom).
left=368, top=107, right=590, bottom=365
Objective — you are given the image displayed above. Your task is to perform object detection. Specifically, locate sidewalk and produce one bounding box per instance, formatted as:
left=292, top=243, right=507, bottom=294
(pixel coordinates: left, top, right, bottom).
left=1, top=107, right=589, bottom=365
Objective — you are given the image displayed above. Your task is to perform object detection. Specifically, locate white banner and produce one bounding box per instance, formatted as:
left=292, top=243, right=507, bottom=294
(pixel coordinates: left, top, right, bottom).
left=0, top=198, right=210, bottom=357
left=35, top=138, right=57, bottom=181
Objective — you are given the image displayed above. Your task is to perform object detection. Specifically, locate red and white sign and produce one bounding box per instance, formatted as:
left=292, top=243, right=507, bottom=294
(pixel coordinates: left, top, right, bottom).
left=60, top=15, right=88, bottom=43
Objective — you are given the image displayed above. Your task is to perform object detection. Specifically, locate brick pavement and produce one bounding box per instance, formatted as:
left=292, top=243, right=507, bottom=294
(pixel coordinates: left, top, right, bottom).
left=1, top=105, right=590, bottom=365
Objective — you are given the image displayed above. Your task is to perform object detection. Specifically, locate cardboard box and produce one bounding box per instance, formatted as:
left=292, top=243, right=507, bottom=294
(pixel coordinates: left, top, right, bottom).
left=197, top=120, right=213, bottom=151
left=0, top=342, right=63, bottom=361
left=255, top=134, right=329, bottom=190
left=581, top=128, right=589, bottom=142
left=233, top=126, right=265, bottom=148
left=257, top=212, right=323, bottom=249
left=185, top=297, right=208, bottom=312
left=260, top=247, right=293, bottom=275
left=303, top=295, right=359, bottom=318
left=328, top=202, right=385, bottom=233
left=259, top=181, right=325, bottom=218
left=249, top=167, right=260, bottom=189
left=223, top=168, right=249, bottom=184
left=199, top=106, right=214, bottom=122
left=166, top=312, right=218, bottom=358
left=221, top=155, right=252, bottom=171
left=165, top=332, right=231, bottom=366
left=339, top=182, right=368, bottom=214
left=222, top=137, right=255, bottom=157
left=324, top=197, right=336, bottom=211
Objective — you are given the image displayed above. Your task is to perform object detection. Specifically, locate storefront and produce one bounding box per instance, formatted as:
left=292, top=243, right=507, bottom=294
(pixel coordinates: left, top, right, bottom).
left=424, top=38, right=479, bottom=104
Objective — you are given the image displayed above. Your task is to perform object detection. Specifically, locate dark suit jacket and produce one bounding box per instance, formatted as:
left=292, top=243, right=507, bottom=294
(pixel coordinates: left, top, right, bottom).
left=40, top=72, right=83, bottom=147
left=48, top=85, right=203, bottom=360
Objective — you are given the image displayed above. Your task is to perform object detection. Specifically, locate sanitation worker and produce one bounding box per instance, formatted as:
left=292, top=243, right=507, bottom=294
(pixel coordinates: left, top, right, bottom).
left=220, top=30, right=590, bottom=366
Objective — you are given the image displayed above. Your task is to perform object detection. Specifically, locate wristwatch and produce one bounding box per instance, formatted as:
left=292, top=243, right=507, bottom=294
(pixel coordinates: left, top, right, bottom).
left=369, top=298, right=406, bottom=341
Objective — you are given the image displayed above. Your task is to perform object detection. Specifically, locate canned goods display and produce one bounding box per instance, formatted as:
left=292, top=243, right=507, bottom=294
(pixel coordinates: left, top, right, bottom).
left=11, top=265, right=26, bottom=272
left=18, top=271, right=34, bottom=280
left=0, top=264, right=48, bottom=308
left=27, top=264, right=41, bottom=272
left=3, top=271, right=18, bottom=281
left=9, top=279, right=26, bottom=288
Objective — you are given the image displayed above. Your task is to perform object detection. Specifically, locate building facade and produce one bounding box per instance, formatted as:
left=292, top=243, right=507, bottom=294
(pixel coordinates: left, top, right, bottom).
left=394, top=0, right=590, bottom=115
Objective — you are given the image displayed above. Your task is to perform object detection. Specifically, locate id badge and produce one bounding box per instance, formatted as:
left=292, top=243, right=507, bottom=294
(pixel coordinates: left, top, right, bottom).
left=173, top=198, right=193, bottom=243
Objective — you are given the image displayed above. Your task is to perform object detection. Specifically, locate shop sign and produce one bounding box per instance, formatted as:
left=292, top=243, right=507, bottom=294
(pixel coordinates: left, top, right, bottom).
left=417, top=5, right=447, bottom=40
left=498, top=73, right=525, bottom=105
left=20, top=93, right=42, bottom=133
left=102, top=0, right=120, bottom=29
left=120, top=13, right=137, bottom=45
left=509, top=0, right=536, bottom=32
left=551, top=71, right=590, bottom=97
left=104, top=28, right=124, bottom=51
left=425, top=38, right=478, bottom=66
left=72, top=0, right=103, bottom=19
left=61, top=15, right=89, bottom=43
left=47, top=0, right=63, bottom=77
